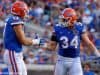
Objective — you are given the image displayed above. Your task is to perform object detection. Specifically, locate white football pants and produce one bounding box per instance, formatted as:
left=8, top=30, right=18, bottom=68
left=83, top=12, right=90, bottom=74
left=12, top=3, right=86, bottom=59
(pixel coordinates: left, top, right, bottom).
left=3, top=49, right=27, bottom=75
left=54, top=55, right=83, bottom=75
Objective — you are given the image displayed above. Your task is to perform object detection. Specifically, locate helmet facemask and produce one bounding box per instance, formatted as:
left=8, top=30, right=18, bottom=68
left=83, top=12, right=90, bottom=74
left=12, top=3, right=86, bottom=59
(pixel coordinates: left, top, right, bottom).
left=59, top=16, right=76, bottom=27
left=23, top=9, right=29, bottom=19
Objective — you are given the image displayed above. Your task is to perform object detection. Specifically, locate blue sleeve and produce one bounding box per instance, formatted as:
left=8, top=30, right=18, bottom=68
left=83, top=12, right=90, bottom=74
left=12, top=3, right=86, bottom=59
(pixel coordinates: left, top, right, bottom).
left=11, top=16, right=24, bottom=26
left=75, top=22, right=87, bottom=34
left=51, top=24, right=60, bottom=42
left=53, top=24, right=61, bottom=33
left=80, top=24, right=87, bottom=34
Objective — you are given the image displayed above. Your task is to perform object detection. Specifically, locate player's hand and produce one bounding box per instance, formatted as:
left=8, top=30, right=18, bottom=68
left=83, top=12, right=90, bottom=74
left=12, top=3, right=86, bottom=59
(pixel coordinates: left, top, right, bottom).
left=32, top=37, right=47, bottom=47
left=32, top=33, right=47, bottom=47
left=39, top=38, right=47, bottom=48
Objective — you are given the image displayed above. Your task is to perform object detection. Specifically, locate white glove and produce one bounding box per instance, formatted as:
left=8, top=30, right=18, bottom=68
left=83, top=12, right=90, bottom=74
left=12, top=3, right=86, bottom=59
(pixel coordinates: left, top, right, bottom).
left=32, top=38, right=40, bottom=45
left=32, top=38, right=47, bottom=47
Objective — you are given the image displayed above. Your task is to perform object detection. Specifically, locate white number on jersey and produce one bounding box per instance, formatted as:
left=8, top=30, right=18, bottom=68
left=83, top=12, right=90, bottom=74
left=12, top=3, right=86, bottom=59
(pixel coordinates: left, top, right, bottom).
left=60, top=36, right=68, bottom=48
left=60, top=36, right=78, bottom=48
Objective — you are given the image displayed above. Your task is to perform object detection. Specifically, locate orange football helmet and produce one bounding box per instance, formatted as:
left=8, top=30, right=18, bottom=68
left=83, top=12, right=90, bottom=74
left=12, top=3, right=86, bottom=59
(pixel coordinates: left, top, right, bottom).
left=59, top=8, right=77, bottom=27
left=11, top=1, right=28, bottom=18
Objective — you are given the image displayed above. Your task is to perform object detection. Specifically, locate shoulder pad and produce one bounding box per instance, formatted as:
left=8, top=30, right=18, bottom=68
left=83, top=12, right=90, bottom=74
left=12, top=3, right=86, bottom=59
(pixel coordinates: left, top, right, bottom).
left=5, top=17, right=10, bottom=22
left=54, top=24, right=62, bottom=29
left=75, top=22, right=83, bottom=26
left=53, top=24, right=62, bottom=32
left=75, top=22, right=87, bottom=33
left=55, top=24, right=62, bottom=27
left=12, top=15, right=21, bottom=20
left=11, top=15, right=24, bottom=25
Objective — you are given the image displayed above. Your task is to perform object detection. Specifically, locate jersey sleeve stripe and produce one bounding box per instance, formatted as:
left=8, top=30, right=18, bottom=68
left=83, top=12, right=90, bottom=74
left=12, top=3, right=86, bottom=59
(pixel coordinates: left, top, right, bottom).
left=11, top=22, right=24, bottom=25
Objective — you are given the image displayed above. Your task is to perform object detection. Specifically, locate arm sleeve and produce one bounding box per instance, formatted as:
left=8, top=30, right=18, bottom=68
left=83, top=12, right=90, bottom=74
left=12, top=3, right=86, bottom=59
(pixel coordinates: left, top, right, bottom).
left=80, top=24, right=87, bottom=40
left=50, top=32, right=58, bottom=42
left=50, top=24, right=60, bottom=42
left=81, top=25, right=87, bottom=34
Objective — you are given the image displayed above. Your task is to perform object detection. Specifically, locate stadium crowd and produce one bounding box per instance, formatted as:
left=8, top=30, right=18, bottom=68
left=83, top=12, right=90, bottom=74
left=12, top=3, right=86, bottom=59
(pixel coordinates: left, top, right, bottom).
left=0, top=0, right=100, bottom=74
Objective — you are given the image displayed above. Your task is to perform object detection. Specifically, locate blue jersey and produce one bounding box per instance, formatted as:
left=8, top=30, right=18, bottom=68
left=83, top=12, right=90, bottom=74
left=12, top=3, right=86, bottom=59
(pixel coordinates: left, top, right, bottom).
left=3, top=15, right=24, bottom=52
left=52, top=23, right=86, bottom=58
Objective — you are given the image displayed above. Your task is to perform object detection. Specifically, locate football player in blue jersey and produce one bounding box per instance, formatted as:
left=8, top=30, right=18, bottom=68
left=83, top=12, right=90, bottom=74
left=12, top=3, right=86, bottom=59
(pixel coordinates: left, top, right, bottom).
left=45, top=8, right=100, bottom=75
left=3, top=1, right=42, bottom=75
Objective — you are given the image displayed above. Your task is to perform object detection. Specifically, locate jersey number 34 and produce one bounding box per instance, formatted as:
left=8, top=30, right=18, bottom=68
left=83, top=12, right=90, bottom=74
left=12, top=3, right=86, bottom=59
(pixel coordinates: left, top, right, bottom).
left=60, top=36, right=78, bottom=48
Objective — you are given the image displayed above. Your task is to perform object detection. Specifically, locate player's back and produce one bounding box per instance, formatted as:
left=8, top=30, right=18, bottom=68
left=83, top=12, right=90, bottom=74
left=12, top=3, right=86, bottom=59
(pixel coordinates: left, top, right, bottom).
left=54, top=23, right=86, bottom=58
left=3, top=15, right=24, bottom=52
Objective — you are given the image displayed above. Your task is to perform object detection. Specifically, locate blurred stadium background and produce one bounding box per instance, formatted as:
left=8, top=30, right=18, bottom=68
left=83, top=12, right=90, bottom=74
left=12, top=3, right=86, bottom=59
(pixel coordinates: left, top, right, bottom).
left=0, top=0, right=100, bottom=75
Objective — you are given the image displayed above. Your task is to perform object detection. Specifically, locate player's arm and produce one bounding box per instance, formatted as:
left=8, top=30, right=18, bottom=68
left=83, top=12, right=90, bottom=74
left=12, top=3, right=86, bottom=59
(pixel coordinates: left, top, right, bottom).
left=81, top=32, right=100, bottom=57
left=13, top=24, right=40, bottom=46
left=45, top=33, right=57, bottom=51
left=46, top=41, right=57, bottom=51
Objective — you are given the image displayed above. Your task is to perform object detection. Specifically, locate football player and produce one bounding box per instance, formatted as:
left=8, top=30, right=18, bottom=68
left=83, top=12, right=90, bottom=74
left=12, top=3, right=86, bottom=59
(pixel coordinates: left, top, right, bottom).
left=46, top=8, right=100, bottom=75
left=3, top=1, right=41, bottom=75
